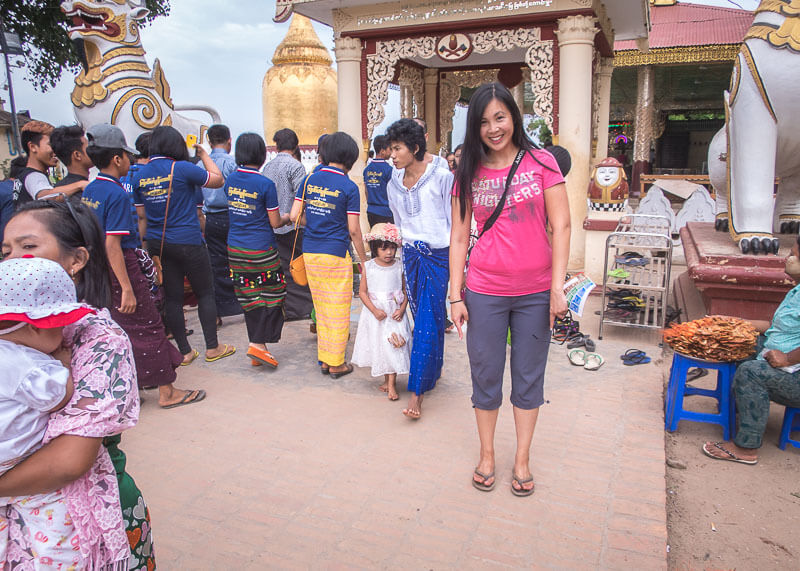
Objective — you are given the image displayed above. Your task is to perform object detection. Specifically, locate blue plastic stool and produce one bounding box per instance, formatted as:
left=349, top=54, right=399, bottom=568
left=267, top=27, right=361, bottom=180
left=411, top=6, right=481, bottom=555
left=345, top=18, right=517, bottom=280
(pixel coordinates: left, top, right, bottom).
left=779, top=407, right=800, bottom=450
left=665, top=352, right=737, bottom=441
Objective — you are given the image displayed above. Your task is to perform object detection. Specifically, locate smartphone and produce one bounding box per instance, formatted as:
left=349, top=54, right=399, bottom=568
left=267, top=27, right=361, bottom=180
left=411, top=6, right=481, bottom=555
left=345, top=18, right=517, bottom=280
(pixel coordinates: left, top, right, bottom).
left=186, top=133, right=198, bottom=149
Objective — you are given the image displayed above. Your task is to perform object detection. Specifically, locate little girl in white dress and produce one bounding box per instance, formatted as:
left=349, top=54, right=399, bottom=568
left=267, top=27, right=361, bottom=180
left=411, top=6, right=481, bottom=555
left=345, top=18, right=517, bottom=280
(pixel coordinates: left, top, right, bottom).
left=352, top=223, right=411, bottom=400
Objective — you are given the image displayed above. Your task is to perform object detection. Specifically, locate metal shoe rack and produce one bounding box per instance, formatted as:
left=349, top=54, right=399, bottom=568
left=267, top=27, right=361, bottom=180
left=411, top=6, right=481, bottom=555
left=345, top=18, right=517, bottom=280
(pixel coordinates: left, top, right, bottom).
left=598, top=214, right=673, bottom=341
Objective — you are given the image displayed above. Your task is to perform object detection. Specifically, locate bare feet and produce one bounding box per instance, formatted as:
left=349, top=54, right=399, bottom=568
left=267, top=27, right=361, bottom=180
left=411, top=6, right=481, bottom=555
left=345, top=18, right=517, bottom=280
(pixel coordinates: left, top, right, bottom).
left=378, top=381, right=389, bottom=393
left=403, top=393, right=423, bottom=419
left=386, top=373, right=399, bottom=401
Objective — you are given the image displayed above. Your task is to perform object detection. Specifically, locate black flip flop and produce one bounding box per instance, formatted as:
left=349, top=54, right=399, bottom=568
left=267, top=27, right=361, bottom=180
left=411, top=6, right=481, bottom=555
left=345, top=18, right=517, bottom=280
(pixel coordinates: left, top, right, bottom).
left=161, top=389, right=206, bottom=410
left=329, top=363, right=354, bottom=379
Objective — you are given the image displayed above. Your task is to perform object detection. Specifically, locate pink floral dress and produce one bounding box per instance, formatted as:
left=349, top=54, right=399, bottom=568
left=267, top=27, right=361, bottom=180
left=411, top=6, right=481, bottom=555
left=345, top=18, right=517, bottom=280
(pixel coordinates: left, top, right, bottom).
left=5, top=309, right=139, bottom=570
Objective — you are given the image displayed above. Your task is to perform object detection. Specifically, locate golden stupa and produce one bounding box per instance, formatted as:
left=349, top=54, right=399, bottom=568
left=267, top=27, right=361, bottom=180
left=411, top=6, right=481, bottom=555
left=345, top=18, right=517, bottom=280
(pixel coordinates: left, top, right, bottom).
left=262, top=14, right=337, bottom=146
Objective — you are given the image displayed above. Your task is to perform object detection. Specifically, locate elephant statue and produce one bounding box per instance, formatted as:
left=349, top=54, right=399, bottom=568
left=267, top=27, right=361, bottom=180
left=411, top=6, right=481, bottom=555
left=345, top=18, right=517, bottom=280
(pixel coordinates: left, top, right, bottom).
left=709, top=0, right=800, bottom=254
left=61, top=0, right=221, bottom=146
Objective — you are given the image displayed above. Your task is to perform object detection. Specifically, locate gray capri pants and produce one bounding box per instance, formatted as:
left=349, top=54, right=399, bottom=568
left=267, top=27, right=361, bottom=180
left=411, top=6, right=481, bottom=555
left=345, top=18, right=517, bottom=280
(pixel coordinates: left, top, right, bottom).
left=464, top=288, right=551, bottom=410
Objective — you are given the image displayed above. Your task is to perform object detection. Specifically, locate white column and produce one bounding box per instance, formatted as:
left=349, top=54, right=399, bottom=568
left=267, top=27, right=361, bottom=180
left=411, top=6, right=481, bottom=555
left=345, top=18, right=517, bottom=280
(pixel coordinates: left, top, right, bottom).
left=334, top=36, right=365, bottom=176
left=593, top=57, right=614, bottom=164
left=423, top=68, right=439, bottom=153
left=400, top=85, right=412, bottom=118
left=555, top=15, right=598, bottom=270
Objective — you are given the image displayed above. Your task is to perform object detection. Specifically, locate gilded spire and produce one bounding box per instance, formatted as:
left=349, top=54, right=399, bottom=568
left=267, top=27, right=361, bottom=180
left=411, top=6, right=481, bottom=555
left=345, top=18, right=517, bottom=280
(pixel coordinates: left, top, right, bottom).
left=271, top=14, right=332, bottom=67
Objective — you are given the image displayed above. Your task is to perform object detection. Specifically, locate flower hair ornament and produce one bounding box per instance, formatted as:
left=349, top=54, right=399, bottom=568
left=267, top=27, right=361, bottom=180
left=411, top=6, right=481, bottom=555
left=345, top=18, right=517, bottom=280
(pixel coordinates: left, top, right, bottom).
left=0, top=256, right=95, bottom=334
left=364, top=223, right=402, bottom=246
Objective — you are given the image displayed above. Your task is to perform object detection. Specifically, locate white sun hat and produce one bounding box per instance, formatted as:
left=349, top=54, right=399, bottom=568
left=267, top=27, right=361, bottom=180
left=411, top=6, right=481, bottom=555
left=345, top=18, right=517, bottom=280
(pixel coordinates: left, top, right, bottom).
left=0, top=257, right=95, bottom=334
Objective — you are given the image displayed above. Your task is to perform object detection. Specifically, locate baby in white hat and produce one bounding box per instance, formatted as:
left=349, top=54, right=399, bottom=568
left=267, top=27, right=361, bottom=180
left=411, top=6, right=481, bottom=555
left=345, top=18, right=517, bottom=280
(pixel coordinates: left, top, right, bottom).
left=0, top=257, right=96, bottom=566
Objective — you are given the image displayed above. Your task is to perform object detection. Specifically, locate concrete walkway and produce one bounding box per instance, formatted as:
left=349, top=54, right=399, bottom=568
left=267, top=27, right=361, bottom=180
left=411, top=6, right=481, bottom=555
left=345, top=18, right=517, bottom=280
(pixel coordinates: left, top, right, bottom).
left=123, top=297, right=668, bottom=569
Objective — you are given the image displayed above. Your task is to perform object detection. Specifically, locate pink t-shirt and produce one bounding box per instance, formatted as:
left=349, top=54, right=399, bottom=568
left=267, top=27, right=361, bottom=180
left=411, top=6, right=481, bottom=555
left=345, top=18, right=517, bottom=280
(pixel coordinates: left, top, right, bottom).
left=454, top=149, right=564, bottom=296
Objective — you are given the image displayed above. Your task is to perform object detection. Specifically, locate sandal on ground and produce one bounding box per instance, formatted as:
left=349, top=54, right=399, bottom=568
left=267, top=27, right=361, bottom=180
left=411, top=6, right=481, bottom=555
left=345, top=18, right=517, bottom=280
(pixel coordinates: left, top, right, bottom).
left=568, top=349, right=587, bottom=366
left=511, top=473, right=535, bottom=497
left=702, top=441, right=758, bottom=465
left=205, top=344, right=236, bottom=363
left=621, top=349, right=651, bottom=366
left=567, top=334, right=596, bottom=352
left=321, top=365, right=330, bottom=375
left=246, top=346, right=278, bottom=368
left=160, top=389, right=206, bottom=410
left=179, top=349, right=199, bottom=366
left=329, top=363, right=354, bottom=379
left=584, top=353, right=604, bottom=371
left=472, top=469, right=496, bottom=492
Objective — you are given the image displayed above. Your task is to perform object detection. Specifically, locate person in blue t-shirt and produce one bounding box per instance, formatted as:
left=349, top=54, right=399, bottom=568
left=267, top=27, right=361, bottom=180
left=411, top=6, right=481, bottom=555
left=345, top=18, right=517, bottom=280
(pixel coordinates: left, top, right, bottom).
left=225, top=133, right=290, bottom=368
left=290, top=132, right=368, bottom=379
left=201, top=124, right=242, bottom=321
left=363, top=135, right=394, bottom=227
left=82, top=124, right=202, bottom=410
left=132, top=125, right=236, bottom=366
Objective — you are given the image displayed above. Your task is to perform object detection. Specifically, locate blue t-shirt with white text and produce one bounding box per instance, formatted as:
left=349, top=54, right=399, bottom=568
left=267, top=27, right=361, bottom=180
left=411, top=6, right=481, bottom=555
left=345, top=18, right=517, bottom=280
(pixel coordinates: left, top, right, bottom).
left=132, top=156, right=209, bottom=245
left=82, top=174, right=140, bottom=249
left=363, top=159, right=393, bottom=217
left=226, top=167, right=280, bottom=251
left=295, top=166, right=360, bottom=257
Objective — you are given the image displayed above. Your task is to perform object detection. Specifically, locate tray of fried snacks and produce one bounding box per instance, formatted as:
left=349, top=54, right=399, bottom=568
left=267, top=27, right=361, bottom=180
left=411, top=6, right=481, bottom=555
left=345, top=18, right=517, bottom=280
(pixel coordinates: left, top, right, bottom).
left=663, top=315, right=758, bottom=362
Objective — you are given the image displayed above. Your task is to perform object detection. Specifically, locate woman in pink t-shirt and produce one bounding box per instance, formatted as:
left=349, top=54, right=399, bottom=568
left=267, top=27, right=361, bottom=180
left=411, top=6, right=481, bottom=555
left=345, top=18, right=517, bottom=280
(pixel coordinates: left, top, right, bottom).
left=449, top=82, right=570, bottom=497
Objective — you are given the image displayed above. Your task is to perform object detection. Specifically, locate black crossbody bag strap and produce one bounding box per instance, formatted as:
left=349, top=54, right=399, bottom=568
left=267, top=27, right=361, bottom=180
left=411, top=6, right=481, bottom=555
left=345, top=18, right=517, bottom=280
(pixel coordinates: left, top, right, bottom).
left=469, top=148, right=526, bottom=255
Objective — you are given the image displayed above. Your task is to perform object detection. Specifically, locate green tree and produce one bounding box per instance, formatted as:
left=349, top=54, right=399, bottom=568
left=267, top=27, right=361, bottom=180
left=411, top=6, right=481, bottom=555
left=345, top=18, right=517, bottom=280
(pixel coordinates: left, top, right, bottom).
left=526, top=116, right=552, bottom=147
left=1, top=0, right=170, bottom=91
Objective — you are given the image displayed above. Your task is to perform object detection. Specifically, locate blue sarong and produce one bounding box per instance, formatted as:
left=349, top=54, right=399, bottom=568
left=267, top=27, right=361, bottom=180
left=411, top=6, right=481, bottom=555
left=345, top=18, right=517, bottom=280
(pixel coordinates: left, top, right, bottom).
left=403, top=241, right=449, bottom=395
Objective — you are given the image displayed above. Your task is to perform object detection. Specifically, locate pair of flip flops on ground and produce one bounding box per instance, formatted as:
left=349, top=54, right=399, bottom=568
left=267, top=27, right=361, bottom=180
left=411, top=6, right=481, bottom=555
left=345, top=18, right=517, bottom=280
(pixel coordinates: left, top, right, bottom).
left=472, top=470, right=535, bottom=496
left=179, top=344, right=236, bottom=366
left=568, top=349, right=604, bottom=370
left=567, top=333, right=595, bottom=352
left=621, top=349, right=651, bottom=366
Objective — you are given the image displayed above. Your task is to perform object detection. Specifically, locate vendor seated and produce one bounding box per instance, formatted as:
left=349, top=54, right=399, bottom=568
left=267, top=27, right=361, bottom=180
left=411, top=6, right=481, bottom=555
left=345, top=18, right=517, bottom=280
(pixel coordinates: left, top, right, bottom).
left=703, top=236, right=800, bottom=465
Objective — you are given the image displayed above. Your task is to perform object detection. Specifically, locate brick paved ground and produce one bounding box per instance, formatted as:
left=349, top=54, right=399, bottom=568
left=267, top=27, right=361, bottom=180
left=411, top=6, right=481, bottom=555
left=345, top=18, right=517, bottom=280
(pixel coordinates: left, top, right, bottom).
left=123, top=297, right=668, bottom=569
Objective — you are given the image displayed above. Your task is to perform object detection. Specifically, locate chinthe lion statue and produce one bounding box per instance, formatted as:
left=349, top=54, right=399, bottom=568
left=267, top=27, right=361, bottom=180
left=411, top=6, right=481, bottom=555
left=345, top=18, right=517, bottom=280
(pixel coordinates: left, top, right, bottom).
left=61, top=0, right=220, bottom=145
left=709, top=0, right=800, bottom=255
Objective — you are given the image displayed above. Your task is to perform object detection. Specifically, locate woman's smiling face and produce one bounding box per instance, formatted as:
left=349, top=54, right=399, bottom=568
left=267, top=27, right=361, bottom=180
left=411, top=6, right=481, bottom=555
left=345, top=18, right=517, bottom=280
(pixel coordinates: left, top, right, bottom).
left=480, top=98, right=514, bottom=156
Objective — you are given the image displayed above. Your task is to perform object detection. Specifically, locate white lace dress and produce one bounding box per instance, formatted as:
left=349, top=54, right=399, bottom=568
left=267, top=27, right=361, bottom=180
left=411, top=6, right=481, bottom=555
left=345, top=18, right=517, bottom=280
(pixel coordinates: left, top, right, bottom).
left=352, top=259, right=412, bottom=377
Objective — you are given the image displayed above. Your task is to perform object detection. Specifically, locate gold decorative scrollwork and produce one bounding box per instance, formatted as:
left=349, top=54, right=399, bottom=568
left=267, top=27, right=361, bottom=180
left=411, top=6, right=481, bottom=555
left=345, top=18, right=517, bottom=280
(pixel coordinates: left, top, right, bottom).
left=756, top=0, right=800, bottom=17
left=106, top=77, right=157, bottom=94
left=614, top=45, right=740, bottom=67
left=101, top=46, right=146, bottom=64
left=111, top=88, right=162, bottom=129
left=152, top=59, right=174, bottom=109
left=103, top=61, right=150, bottom=77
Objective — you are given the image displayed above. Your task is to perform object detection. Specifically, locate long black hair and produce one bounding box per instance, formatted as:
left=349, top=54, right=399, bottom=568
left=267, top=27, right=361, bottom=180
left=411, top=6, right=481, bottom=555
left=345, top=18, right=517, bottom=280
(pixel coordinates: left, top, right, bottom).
left=12, top=198, right=112, bottom=309
left=455, top=82, right=542, bottom=219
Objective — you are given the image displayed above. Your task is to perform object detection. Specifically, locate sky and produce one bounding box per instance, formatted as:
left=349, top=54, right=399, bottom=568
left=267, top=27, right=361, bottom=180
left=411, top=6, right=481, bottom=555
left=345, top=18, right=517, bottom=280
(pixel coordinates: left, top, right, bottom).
left=4, top=0, right=760, bottom=148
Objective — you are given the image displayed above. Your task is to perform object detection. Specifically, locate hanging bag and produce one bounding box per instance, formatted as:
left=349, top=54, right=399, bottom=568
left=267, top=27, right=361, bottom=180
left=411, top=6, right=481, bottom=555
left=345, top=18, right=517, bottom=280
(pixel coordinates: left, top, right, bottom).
left=149, top=161, right=176, bottom=287
left=289, top=176, right=310, bottom=287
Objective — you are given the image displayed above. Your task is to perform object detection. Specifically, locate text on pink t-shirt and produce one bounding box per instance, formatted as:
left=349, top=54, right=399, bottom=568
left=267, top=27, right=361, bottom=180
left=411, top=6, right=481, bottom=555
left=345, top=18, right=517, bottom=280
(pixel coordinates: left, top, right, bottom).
left=454, top=149, right=564, bottom=296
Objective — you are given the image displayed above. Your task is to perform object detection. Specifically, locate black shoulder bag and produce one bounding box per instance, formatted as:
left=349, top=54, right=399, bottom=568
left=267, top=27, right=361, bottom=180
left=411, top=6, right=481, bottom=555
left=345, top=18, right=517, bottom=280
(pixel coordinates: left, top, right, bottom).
left=468, top=148, right=526, bottom=257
